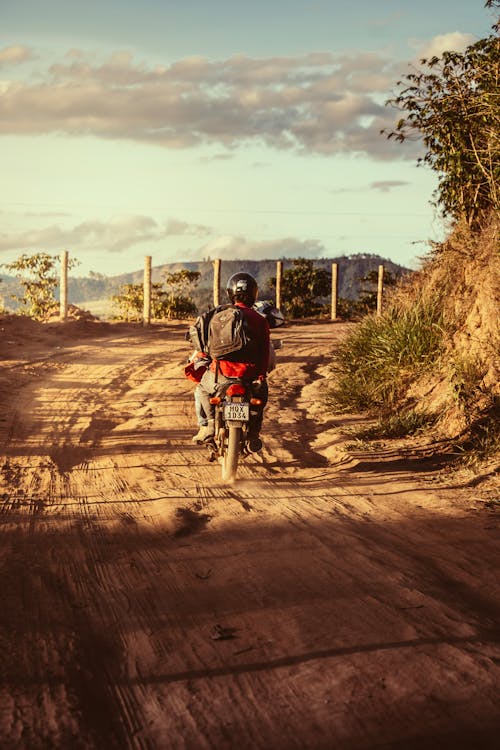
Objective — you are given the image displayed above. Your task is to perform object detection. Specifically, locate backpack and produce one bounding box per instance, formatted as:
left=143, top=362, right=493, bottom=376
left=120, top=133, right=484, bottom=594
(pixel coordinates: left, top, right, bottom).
left=207, top=305, right=250, bottom=360
left=187, top=306, right=224, bottom=354
left=186, top=304, right=250, bottom=360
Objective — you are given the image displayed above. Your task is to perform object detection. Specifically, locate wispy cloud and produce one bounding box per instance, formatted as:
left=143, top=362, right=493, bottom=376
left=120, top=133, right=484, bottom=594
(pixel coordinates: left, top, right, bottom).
left=0, top=215, right=212, bottom=255
left=368, top=12, right=405, bottom=28
left=329, top=180, right=410, bottom=194
left=370, top=180, right=409, bottom=192
left=0, top=45, right=35, bottom=67
left=198, top=235, right=326, bottom=261
left=0, top=47, right=418, bottom=160
left=165, top=219, right=212, bottom=237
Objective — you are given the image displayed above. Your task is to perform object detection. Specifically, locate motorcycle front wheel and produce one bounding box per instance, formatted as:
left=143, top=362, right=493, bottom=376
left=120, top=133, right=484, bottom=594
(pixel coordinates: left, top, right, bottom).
left=221, top=424, right=241, bottom=482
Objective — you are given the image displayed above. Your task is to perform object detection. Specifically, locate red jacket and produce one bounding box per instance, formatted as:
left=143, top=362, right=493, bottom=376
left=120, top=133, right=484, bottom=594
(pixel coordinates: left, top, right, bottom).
left=210, top=301, right=270, bottom=379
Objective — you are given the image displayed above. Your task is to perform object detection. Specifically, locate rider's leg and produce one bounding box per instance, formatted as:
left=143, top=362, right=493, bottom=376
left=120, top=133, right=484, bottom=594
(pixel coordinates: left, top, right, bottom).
left=195, top=385, right=207, bottom=425
left=191, top=385, right=210, bottom=442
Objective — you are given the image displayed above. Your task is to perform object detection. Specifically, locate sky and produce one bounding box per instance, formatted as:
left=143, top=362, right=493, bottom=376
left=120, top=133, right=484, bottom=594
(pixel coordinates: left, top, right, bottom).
left=0, top=0, right=496, bottom=277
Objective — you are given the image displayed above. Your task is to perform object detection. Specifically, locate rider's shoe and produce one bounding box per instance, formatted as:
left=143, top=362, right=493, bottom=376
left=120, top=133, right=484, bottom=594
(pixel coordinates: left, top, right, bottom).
left=192, top=425, right=209, bottom=443
left=194, top=420, right=215, bottom=442
left=248, top=437, right=263, bottom=452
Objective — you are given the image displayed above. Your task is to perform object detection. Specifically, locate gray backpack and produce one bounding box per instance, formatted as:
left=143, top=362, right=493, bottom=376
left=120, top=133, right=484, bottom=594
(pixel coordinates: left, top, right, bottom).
left=207, top=305, right=250, bottom=360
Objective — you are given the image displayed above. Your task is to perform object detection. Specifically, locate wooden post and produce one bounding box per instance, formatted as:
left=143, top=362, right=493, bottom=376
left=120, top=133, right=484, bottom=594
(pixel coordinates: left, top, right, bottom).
left=331, top=262, right=338, bottom=321
left=213, top=259, right=221, bottom=307
left=60, top=250, right=68, bottom=321
left=376, top=264, right=384, bottom=317
left=143, top=255, right=152, bottom=326
left=275, top=260, right=283, bottom=310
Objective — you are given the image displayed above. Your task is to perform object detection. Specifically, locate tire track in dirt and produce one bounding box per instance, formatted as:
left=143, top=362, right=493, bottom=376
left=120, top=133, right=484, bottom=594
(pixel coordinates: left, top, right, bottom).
left=0, top=320, right=499, bottom=749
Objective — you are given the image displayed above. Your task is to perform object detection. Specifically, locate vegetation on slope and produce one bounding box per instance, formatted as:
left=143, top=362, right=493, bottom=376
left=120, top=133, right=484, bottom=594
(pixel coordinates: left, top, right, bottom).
left=329, top=2, right=499, bottom=468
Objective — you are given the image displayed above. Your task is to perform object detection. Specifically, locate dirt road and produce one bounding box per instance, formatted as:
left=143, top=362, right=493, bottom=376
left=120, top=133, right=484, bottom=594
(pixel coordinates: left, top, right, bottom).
left=0, top=318, right=499, bottom=749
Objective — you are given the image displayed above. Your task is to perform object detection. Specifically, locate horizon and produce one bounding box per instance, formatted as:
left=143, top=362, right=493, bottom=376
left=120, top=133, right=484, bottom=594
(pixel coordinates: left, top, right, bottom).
left=1, top=251, right=413, bottom=284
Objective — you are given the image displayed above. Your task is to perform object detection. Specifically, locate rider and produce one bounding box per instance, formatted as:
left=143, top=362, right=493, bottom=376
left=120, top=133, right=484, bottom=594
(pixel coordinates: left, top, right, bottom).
left=195, top=272, right=270, bottom=451
left=189, top=298, right=284, bottom=443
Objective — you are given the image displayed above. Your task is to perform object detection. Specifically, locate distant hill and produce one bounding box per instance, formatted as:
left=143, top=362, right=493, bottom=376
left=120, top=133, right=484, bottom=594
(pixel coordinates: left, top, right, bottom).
left=0, top=254, right=411, bottom=316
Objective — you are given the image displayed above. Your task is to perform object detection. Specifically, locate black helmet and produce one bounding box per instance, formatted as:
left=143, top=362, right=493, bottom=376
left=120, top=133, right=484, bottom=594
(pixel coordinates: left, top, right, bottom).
left=253, top=300, right=285, bottom=328
left=226, top=272, right=258, bottom=306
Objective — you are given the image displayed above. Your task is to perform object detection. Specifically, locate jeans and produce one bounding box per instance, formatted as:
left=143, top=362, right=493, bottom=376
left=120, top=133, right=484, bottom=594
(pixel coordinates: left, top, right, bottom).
left=194, top=385, right=208, bottom=426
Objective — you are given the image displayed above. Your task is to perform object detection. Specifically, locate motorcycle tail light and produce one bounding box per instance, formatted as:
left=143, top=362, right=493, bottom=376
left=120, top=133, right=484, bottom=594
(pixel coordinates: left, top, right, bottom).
left=226, top=383, right=246, bottom=396
left=250, top=397, right=262, bottom=405
left=210, top=396, right=221, bottom=404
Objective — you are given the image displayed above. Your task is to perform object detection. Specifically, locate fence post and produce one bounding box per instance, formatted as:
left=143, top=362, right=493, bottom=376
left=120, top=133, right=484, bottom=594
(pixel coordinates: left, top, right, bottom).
left=376, top=264, right=384, bottom=317
left=60, top=250, right=68, bottom=321
left=143, top=255, right=152, bottom=326
left=275, top=260, right=283, bottom=310
left=331, top=262, right=338, bottom=320
left=213, top=259, right=221, bottom=307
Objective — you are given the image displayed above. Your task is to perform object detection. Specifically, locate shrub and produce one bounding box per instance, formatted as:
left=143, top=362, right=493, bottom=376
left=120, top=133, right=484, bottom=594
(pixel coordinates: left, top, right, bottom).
left=328, top=301, right=444, bottom=412
left=1, top=252, right=79, bottom=320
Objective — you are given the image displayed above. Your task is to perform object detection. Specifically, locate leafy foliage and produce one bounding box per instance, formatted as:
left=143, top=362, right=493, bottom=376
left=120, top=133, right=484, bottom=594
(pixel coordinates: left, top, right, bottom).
left=269, top=258, right=331, bottom=318
left=1, top=252, right=79, bottom=320
left=111, top=269, right=200, bottom=320
left=162, top=270, right=200, bottom=319
left=356, top=269, right=398, bottom=313
left=384, top=13, right=499, bottom=227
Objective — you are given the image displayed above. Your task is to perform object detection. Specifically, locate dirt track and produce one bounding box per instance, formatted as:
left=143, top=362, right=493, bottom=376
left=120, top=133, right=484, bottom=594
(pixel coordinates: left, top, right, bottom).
left=0, top=318, right=499, bottom=749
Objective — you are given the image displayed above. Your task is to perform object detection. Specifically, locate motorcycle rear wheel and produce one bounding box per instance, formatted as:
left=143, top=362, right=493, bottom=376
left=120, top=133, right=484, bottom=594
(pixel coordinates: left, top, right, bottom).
left=221, top=425, right=241, bottom=481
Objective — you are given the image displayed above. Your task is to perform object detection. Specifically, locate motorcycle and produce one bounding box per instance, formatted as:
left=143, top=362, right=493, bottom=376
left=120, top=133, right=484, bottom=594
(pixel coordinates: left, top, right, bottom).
left=207, top=378, right=264, bottom=482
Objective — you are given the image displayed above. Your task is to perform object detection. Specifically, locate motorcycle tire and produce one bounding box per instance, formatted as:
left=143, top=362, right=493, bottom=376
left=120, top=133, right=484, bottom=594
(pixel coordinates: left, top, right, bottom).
left=221, top=424, right=241, bottom=482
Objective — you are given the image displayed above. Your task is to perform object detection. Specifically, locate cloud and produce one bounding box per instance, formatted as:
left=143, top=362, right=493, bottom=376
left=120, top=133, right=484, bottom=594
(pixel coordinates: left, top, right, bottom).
left=198, top=235, right=326, bottom=261
left=0, top=47, right=419, bottom=160
left=0, top=215, right=213, bottom=255
left=370, top=180, right=409, bottom=192
left=412, top=32, right=475, bottom=59
left=0, top=46, right=35, bottom=67
left=329, top=179, right=410, bottom=194
left=165, top=219, right=212, bottom=237
left=0, top=214, right=337, bottom=269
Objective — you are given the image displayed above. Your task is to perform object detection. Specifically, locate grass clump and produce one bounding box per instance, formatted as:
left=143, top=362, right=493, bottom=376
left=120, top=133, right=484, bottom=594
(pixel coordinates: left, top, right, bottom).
left=328, top=301, right=444, bottom=413
left=352, top=410, right=437, bottom=440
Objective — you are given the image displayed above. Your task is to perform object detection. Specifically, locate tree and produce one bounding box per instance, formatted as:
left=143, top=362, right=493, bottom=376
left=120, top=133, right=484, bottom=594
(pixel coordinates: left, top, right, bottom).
left=357, top=269, right=398, bottom=313
left=383, top=6, right=499, bottom=227
left=270, top=259, right=331, bottom=318
left=162, top=269, right=200, bottom=319
left=111, top=269, right=201, bottom=321
left=111, top=282, right=165, bottom=321
left=1, top=252, right=78, bottom=319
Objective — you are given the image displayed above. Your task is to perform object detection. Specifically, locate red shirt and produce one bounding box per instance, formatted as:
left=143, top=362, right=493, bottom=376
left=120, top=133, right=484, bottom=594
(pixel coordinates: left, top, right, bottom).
left=210, top=301, right=270, bottom=379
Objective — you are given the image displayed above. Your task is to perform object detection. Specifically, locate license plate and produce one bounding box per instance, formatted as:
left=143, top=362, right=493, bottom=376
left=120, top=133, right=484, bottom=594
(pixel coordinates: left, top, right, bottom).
left=224, top=402, right=250, bottom=421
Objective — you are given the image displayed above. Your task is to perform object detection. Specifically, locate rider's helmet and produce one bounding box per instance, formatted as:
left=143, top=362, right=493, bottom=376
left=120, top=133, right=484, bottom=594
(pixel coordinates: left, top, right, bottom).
left=253, top=300, right=285, bottom=328
left=226, top=272, right=258, bottom=306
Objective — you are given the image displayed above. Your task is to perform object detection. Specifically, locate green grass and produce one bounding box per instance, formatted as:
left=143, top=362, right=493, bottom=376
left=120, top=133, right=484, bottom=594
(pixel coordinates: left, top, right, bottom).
left=327, top=301, right=444, bottom=413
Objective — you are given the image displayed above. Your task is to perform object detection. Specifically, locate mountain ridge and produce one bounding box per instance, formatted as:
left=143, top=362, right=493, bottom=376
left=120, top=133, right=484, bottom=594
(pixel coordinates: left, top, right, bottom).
left=0, top=254, right=411, bottom=314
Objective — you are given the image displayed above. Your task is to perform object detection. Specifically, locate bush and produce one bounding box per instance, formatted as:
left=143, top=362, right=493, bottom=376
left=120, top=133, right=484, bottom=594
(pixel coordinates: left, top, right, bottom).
left=111, top=270, right=200, bottom=321
left=328, top=302, right=444, bottom=412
